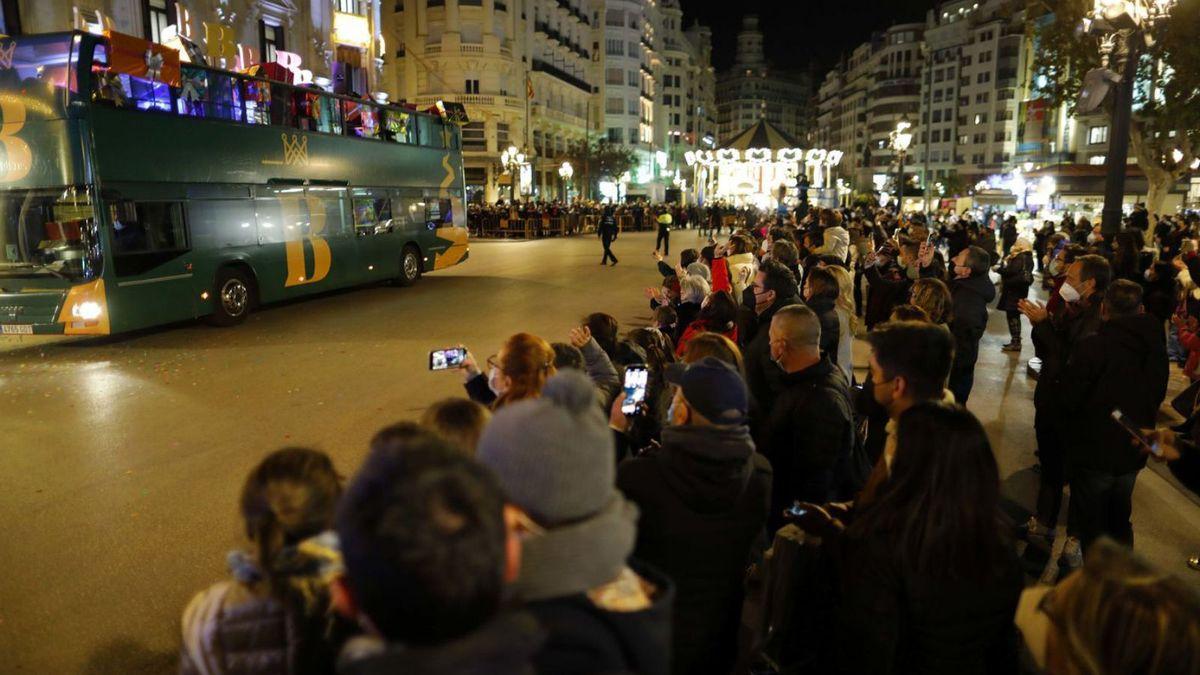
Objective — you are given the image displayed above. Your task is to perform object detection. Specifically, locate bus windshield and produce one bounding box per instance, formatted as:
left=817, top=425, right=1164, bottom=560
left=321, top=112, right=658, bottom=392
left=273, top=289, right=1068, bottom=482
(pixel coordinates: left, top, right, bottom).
left=0, top=34, right=78, bottom=114
left=0, top=187, right=102, bottom=280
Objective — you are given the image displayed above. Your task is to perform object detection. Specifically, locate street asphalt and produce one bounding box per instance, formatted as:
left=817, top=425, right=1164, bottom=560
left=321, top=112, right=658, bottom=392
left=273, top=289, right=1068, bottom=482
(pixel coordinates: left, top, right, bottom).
left=2, top=230, right=1199, bottom=673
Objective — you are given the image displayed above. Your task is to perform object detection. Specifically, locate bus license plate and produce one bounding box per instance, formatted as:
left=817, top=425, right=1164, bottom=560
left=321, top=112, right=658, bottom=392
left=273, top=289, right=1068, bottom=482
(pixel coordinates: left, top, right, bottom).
left=2, top=324, right=33, bottom=335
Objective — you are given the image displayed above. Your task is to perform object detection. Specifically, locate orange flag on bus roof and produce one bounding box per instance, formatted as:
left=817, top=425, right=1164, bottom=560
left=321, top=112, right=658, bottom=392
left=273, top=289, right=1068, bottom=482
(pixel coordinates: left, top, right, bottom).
left=104, top=31, right=181, bottom=87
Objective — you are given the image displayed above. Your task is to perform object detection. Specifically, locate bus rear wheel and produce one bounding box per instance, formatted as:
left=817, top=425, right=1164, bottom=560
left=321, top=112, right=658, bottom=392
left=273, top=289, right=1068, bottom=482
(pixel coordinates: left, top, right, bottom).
left=397, top=246, right=422, bottom=287
left=208, top=268, right=255, bottom=326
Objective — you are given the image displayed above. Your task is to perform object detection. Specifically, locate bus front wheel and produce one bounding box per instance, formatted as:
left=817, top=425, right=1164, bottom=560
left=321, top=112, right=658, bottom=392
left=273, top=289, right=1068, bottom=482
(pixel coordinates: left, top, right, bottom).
left=397, top=246, right=422, bottom=287
left=208, top=268, right=255, bottom=326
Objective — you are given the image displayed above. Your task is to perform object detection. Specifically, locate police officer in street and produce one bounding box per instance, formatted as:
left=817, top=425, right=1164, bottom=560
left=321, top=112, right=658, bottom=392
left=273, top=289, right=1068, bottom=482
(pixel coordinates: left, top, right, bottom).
left=599, top=205, right=619, bottom=266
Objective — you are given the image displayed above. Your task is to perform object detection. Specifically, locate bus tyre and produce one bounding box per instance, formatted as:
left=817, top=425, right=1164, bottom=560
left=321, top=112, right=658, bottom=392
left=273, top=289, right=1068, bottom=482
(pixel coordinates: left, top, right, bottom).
left=209, top=268, right=254, bottom=326
left=397, top=246, right=422, bottom=287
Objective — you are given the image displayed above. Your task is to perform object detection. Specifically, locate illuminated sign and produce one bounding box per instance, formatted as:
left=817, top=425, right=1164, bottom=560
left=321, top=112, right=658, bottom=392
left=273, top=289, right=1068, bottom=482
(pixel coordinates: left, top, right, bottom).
left=332, top=12, right=372, bottom=49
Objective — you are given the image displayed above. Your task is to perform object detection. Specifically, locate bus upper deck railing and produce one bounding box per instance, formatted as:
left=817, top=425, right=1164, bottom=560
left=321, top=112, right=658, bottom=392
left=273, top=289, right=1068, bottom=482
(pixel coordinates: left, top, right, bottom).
left=82, top=31, right=461, bottom=150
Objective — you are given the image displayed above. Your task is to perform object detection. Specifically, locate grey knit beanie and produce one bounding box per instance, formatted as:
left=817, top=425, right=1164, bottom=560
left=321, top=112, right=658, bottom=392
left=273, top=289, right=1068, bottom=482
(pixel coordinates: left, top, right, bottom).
left=686, top=262, right=712, bottom=283
left=477, top=369, right=616, bottom=526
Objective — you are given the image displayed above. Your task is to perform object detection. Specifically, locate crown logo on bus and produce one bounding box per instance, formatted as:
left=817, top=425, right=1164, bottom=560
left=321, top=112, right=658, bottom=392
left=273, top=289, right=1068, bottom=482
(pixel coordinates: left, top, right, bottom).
left=0, top=42, right=15, bottom=70
left=281, top=133, right=308, bottom=166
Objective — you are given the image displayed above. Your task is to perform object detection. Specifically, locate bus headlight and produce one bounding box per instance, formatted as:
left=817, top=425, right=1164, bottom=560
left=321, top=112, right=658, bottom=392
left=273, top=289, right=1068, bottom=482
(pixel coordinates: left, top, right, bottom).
left=71, top=301, right=103, bottom=321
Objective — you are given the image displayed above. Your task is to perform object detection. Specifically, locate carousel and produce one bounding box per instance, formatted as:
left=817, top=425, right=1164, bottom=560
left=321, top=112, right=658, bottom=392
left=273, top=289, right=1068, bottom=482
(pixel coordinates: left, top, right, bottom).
left=685, top=120, right=844, bottom=209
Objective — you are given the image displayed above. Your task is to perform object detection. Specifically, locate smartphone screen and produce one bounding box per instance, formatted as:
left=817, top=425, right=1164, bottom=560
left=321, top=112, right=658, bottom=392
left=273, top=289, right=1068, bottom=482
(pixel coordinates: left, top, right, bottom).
left=621, top=366, right=649, bottom=415
left=429, top=347, right=467, bottom=371
left=1111, top=409, right=1161, bottom=457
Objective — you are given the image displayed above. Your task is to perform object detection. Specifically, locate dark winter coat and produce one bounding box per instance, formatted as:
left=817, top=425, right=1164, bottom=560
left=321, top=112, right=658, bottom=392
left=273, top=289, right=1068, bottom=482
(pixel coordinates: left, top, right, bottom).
left=617, top=424, right=771, bottom=675
left=744, top=293, right=801, bottom=418
left=1030, top=297, right=1103, bottom=414
left=761, top=358, right=855, bottom=526
left=830, top=526, right=1023, bottom=675
left=598, top=216, right=618, bottom=240
left=526, top=563, right=674, bottom=675
left=864, top=262, right=912, bottom=329
left=996, top=251, right=1034, bottom=312
left=948, top=272, right=997, bottom=367
left=805, top=295, right=843, bottom=366
left=1060, top=313, right=1169, bottom=475
left=337, top=612, right=545, bottom=675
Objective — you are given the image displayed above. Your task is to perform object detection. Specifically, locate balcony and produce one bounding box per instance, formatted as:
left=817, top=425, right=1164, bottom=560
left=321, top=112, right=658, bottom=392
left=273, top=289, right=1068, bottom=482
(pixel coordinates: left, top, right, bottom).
left=531, top=59, right=593, bottom=93
left=412, top=93, right=526, bottom=110
left=495, top=0, right=506, bottom=9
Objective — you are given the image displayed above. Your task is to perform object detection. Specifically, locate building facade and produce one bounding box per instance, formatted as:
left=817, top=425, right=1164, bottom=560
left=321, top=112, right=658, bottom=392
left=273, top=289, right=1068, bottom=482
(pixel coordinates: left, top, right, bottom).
left=658, top=2, right=714, bottom=200
left=714, top=15, right=812, bottom=146
left=385, top=0, right=598, bottom=203
left=6, top=1, right=383, bottom=96
left=914, top=0, right=1029, bottom=199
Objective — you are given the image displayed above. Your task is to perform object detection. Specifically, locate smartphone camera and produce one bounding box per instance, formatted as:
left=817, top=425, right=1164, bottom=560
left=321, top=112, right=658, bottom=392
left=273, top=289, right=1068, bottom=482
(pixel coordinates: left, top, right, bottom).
left=621, top=365, right=649, bottom=415
left=430, top=347, right=467, bottom=371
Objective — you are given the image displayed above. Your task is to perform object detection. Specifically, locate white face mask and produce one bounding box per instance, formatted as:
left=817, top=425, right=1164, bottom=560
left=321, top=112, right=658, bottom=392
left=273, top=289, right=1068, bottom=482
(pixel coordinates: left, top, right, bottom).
left=1047, top=260, right=1062, bottom=276
left=487, top=366, right=505, bottom=396
left=1059, top=281, right=1082, bottom=304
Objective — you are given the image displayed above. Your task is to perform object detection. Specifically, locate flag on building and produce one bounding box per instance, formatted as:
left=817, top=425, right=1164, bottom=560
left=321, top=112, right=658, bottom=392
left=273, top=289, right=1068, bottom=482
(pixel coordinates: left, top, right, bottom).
left=526, top=75, right=534, bottom=100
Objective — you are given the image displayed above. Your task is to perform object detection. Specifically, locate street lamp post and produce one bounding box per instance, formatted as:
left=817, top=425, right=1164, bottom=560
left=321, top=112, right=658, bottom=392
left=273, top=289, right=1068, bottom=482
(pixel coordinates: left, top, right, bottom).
left=500, top=145, right=528, bottom=202
left=558, top=161, right=574, bottom=201
left=1085, top=0, right=1175, bottom=236
left=890, top=116, right=914, bottom=213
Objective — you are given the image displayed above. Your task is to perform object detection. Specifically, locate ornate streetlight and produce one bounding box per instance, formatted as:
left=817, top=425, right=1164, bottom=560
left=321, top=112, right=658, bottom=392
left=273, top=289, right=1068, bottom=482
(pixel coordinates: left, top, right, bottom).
left=890, top=115, right=914, bottom=212
left=1081, top=0, right=1175, bottom=235
left=500, top=145, right=528, bottom=201
left=558, top=161, right=574, bottom=201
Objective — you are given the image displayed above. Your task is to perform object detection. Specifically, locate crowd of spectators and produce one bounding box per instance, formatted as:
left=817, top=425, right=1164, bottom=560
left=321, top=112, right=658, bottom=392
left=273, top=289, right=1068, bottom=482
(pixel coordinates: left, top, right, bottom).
left=177, top=201, right=1200, bottom=675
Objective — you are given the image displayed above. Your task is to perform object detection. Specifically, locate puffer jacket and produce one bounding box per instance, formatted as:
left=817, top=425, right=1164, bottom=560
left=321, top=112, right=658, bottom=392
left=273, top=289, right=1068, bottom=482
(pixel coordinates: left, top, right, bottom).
left=180, top=533, right=355, bottom=675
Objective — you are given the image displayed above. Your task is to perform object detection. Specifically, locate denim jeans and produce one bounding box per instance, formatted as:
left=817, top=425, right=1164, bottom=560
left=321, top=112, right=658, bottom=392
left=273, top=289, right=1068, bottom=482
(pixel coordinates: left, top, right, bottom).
left=1070, top=469, right=1138, bottom=552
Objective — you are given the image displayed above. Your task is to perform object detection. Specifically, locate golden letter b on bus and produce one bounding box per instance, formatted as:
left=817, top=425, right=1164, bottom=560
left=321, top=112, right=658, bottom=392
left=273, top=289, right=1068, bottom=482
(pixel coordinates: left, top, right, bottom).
left=282, top=196, right=331, bottom=287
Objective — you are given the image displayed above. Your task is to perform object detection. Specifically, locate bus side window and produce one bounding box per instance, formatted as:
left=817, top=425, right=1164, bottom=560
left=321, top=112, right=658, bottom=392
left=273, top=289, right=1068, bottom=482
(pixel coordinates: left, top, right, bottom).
left=188, top=200, right=257, bottom=249
left=395, top=190, right=424, bottom=230
left=208, top=72, right=241, bottom=122
left=269, top=83, right=295, bottom=127
left=315, top=93, right=342, bottom=135
left=351, top=190, right=393, bottom=236
left=242, top=78, right=271, bottom=125
left=109, top=200, right=190, bottom=277
left=306, top=188, right=350, bottom=237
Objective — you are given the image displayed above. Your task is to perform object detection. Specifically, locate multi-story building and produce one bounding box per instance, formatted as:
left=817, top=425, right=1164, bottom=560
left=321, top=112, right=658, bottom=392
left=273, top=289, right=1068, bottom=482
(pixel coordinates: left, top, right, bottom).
left=817, top=43, right=874, bottom=191
left=601, top=0, right=664, bottom=199
left=865, top=23, right=924, bottom=195
left=914, top=0, right=1029, bottom=198
left=817, top=24, right=922, bottom=195
left=714, top=15, right=811, bottom=146
left=386, top=0, right=598, bottom=203
left=7, top=1, right=382, bottom=95
left=658, top=1, right=714, bottom=200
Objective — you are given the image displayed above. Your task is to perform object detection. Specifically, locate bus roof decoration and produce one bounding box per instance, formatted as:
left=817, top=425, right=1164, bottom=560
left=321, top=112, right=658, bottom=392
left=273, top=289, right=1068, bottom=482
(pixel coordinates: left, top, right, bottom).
left=104, top=31, right=181, bottom=87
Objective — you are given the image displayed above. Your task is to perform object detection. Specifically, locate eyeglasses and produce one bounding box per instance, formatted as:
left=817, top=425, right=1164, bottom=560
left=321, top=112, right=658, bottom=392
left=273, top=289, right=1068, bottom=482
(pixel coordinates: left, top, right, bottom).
left=486, top=354, right=500, bottom=371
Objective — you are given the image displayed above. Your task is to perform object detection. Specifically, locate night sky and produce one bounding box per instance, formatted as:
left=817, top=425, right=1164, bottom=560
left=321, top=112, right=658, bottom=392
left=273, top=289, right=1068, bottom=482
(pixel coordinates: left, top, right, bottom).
left=680, top=0, right=942, bottom=75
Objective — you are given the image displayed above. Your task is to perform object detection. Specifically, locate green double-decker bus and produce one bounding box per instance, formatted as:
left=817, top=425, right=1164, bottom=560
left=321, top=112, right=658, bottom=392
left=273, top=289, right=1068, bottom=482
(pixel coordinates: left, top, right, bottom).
left=0, top=31, right=469, bottom=336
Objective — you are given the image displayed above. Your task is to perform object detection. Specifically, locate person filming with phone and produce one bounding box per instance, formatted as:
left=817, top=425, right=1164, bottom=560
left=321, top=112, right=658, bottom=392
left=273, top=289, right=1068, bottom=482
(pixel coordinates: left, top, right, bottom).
left=610, top=357, right=771, bottom=675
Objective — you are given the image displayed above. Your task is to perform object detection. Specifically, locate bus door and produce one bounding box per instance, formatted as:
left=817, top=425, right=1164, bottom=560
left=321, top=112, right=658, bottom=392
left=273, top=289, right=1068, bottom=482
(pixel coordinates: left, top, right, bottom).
left=105, top=196, right=197, bottom=329
left=349, top=187, right=399, bottom=282
left=255, top=185, right=357, bottom=299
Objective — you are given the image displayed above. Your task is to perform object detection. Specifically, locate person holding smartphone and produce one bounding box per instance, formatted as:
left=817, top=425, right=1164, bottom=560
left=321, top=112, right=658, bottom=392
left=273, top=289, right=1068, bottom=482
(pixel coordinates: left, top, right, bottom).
left=1057, top=280, right=1169, bottom=558
left=611, top=357, right=770, bottom=675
